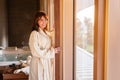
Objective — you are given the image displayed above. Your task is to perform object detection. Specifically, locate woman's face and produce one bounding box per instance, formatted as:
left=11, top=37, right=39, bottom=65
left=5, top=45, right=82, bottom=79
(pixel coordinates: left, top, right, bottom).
left=38, top=16, right=48, bottom=29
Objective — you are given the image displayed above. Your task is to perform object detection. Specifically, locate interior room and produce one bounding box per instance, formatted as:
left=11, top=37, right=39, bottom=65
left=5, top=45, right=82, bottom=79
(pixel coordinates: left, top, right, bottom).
left=0, top=0, right=120, bottom=80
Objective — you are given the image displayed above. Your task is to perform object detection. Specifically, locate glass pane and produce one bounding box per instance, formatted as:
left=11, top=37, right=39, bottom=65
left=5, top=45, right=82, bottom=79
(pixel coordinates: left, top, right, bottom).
left=74, top=0, right=94, bottom=80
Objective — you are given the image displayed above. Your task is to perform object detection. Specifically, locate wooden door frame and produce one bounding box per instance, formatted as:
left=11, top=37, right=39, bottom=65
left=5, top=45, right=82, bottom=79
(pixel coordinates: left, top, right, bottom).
left=53, top=0, right=108, bottom=80
left=94, top=0, right=108, bottom=80
left=54, top=0, right=63, bottom=80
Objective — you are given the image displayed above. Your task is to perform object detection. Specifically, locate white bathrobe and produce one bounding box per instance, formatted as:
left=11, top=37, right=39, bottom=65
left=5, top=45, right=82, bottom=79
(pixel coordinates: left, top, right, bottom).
left=29, top=29, right=55, bottom=80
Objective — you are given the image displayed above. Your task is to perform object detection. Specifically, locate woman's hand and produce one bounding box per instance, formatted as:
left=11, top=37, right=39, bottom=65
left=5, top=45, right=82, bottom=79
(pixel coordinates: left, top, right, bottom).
left=54, top=47, right=61, bottom=54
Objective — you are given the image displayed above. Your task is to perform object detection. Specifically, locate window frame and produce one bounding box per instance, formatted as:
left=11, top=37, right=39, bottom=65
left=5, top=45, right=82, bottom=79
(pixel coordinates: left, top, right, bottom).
left=56, top=0, right=108, bottom=80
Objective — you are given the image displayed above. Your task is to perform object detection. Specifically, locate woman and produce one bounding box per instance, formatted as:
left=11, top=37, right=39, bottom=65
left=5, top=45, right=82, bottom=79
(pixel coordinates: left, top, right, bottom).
left=29, top=11, right=60, bottom=80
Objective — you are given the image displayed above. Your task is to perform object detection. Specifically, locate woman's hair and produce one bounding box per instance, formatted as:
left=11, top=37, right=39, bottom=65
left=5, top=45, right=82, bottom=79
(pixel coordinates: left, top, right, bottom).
left=32, top=11, right=48, bottom=31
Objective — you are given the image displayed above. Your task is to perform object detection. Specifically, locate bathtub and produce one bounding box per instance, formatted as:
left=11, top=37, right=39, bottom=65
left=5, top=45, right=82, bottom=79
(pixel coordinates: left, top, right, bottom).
left=0, top=48, right=31, bottom=66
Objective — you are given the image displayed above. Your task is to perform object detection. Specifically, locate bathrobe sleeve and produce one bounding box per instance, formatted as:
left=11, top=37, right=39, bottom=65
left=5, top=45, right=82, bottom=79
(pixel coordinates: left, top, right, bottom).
left=29, top=31, right=55, bottom=59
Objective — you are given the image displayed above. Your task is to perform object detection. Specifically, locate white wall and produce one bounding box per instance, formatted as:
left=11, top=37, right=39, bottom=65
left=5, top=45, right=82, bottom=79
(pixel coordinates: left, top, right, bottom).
left=108, top=0, right=120, bottom=80
left=63, top=0, right=74, bottom=80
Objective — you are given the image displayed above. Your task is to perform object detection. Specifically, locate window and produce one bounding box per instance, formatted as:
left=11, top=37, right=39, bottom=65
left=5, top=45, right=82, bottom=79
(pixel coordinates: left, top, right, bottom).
left=74, top=0, right=94, bottom=80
